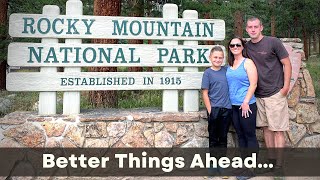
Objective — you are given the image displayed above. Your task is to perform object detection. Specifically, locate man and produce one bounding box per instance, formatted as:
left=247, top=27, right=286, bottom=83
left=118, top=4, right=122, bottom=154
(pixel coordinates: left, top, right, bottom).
left=245, top=17, right=292, bottom=172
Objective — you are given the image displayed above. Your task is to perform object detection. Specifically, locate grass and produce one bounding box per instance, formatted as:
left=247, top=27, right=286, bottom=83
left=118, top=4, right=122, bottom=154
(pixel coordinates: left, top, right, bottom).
left=306, top=54, right=320, bottom=112
left=78, top=90, right=163, bottom=110
left=79, top=90, right=199, bottom=110
left=118, top=90, right=162, bottom=109
left=1, top=88, right=202, bottom=116
left=0, top=90, right=39, bottom=115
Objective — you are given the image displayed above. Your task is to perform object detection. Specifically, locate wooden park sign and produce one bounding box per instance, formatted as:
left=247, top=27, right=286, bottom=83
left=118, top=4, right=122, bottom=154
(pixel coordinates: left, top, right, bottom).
left=7, top=1, right=226, bottom=115
left=7, top=43, right=226, bottom=91
left=7, top=72, right=203, bottom=91
left=9, top=14, right=225, bottom=40
left=8, top=43, right=221, bottom=67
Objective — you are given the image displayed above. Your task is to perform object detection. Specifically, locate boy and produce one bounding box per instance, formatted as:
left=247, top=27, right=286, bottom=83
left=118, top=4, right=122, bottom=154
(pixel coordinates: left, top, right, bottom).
left=202, top=46, right=232, bottom=149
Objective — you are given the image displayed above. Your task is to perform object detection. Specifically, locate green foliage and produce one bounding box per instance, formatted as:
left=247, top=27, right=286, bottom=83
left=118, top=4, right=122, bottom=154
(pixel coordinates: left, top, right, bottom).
left=13, top=92, right=39, bottom=111
left=8, top=0, right=93, bottom=15
left=181, top=0, right=320, bottom=39
left=306, top=55, right=320, bottom=112
left=6, top=91, right=39, bottom=112
left=8, top=0, right=66, bottom=14
left=179, top=0, right=272, bottom=40
left=307, top=55, right=320, bottom=98
left=274, top=0, right=320, bottom=37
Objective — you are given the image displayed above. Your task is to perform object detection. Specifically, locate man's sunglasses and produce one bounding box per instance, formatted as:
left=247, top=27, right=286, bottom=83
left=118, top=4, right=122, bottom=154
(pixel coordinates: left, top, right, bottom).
left=229, top=44, right=242, bottom=48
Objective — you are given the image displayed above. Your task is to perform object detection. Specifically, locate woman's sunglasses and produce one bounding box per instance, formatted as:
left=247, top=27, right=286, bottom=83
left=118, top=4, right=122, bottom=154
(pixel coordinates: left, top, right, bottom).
left=229, top=44, right=242, bottom=48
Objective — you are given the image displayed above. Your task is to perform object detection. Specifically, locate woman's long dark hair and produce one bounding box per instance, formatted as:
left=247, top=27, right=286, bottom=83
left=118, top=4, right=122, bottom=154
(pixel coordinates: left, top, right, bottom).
left=227, top=37, right=248, bottom=67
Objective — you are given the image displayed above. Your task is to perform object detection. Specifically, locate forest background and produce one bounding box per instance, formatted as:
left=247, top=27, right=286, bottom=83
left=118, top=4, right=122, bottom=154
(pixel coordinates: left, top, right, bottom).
left=0, top=0, right=319, bottom=114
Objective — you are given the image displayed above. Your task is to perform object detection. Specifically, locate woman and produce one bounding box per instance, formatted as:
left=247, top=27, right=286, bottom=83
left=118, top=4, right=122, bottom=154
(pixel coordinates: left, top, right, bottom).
left=226, top=37, right=259, bottom=148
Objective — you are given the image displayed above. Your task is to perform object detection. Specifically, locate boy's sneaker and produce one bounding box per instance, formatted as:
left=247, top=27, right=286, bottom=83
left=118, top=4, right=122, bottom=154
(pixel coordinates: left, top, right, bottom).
left=254, top=167, right=274, bottom=175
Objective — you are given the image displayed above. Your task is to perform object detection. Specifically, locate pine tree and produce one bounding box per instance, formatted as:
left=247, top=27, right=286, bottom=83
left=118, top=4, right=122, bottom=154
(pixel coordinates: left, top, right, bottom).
left=88, top=0, right=121, bottom=108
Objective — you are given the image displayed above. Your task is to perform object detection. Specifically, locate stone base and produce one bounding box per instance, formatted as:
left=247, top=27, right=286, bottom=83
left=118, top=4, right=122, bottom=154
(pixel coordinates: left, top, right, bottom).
left=1, top=108, right=319, bottom=148
left=0, top=109, right=213, bottom=148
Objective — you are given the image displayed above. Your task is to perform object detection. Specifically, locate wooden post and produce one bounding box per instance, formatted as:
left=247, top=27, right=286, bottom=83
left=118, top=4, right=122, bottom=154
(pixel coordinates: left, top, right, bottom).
left=162, top=4, right=179, bottom=112
left=38, top=5, right=59, bottom=115
left=183, top=10, right=199, bottom=112
left=63, top=0, right=82, bottom=115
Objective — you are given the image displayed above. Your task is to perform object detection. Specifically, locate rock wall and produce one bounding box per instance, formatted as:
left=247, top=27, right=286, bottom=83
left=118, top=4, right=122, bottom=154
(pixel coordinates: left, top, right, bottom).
left=281, top=38, right=320, bottom=147
left=0, top=110, right=214, bottom=148
left=0, top=38, right=319, bottom=148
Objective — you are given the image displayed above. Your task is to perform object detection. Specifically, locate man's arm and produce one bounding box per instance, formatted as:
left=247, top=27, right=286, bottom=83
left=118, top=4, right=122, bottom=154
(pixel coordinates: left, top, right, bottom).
left=280, top=56, right=292, bottom=96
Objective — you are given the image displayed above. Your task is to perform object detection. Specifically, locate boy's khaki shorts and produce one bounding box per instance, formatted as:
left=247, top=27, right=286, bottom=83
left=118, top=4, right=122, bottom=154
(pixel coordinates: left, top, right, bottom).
left=256, top=91, right=289, bottom=131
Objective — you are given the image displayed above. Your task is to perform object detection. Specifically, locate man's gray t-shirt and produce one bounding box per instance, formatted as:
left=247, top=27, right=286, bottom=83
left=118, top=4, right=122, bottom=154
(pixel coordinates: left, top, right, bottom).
left=201, top=67, right=232, bottom=109
left=246, top=36, right=289, bottom=98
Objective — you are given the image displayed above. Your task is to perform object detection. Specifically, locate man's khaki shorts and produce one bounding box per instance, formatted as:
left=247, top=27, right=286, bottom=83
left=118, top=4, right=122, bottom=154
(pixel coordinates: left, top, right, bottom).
left=256, top=91, right=289, bottom=131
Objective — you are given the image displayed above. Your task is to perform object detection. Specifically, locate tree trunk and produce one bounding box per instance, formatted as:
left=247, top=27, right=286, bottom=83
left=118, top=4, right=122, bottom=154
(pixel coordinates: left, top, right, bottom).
left=270, top=15, right=275, bottom=37
left=0, top=0, right=7, bottom=24
left=0, top=61, right=6, bottom=90
left=145, top=1, right=153, bottom=72
left=270, top=0, right=276, bottom=36
left=203, top=0, right=214, bottom=45
left=309, top=35, right=312, bottom=56
left=203, top=13, right=215, bottom=45
left=313, top=32, right=317, bottom=54
left=89, top=0, right=121, bottom=108
left=127, top=0, right=144, bottom=72
left=318, top=34, right=320, bottom=54
left=234, top=10, right=243, bottom=38
left=146, top=40, right=153, bottom=72
left=302, top=25, right=309, bottom=60
left=0, top=0, right=8, bottom=90
left=294, top=16, right=298, bottom=38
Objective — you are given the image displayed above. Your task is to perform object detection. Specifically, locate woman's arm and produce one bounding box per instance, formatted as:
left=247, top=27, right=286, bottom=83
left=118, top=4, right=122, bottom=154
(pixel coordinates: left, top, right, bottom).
left=241, top=58, right=258, bottom=118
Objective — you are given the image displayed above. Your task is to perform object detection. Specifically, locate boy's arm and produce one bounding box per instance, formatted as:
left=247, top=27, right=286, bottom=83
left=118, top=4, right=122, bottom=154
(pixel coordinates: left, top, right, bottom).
left=202, top=89, right=211, bottom=114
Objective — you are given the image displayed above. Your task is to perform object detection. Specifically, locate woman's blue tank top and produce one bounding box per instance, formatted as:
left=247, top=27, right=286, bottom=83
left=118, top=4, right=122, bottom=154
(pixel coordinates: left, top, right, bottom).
left=226, top=59, right=256, bottom=106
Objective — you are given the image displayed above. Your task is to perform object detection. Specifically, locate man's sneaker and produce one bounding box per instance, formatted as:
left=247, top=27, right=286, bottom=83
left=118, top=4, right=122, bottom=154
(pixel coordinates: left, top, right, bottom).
left=207, top=167, right=219, bottom=176
left=273, top=165, right=284, bottom=176
left=236, top=176, right=252, bottom=180
left=236, top=168, right=255, bottom=180
left=274, top=177, right=285, bottom=180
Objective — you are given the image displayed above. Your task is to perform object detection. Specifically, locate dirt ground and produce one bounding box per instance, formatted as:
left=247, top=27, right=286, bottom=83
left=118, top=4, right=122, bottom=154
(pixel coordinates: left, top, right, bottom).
left=2, top=176, right=320, bottom=180
left=43, top=176, right=320, bottom=180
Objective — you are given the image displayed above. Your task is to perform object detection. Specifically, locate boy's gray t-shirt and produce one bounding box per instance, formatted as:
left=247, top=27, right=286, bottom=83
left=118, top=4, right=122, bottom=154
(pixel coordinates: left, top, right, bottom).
left=201, top=66, right=232, bottom=109
left=246, top=36, right=289, bottom=98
